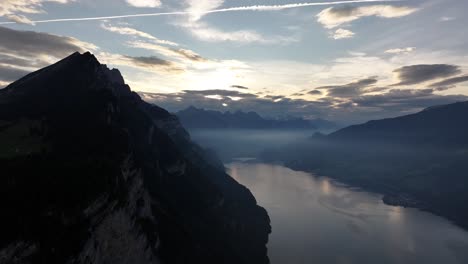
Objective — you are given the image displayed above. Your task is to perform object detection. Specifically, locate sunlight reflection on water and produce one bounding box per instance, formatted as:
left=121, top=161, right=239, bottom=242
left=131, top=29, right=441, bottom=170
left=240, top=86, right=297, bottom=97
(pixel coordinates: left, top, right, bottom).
left=227, top=162, right=468, bottom=264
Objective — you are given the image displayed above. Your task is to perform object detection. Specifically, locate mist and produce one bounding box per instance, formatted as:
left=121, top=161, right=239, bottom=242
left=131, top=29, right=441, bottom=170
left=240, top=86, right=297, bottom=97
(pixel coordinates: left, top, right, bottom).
left=188, top=129, right=334, bottom=161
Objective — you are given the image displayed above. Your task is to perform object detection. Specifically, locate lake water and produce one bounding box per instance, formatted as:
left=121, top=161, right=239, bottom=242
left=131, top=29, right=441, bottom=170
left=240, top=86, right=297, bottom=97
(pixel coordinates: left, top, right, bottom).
left=227, top=162, right=468, bottom=264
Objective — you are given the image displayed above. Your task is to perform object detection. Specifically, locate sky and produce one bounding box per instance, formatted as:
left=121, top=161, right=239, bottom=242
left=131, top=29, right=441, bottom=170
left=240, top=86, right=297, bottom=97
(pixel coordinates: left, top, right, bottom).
left=0, top=0, right=468, bottom=124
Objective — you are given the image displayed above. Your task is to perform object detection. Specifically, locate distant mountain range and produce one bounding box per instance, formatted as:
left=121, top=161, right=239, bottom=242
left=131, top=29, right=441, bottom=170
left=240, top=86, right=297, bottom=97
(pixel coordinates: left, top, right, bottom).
left=176, top=106, right=337, bottom=130
left=263, top=101, right=468, bottom=229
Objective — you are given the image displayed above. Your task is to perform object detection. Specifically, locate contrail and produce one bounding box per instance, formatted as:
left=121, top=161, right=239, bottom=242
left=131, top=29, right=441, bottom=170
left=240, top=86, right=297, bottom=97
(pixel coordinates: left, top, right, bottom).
left=0, top=0, right=401, bottom=25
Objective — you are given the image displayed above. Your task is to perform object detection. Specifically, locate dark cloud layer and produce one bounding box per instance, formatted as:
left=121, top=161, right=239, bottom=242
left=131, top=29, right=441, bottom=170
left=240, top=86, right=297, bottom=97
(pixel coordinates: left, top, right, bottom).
left=0, top=26, right=96, bottom=84
left=264, top=95, right=285, bottom=100
left=0, top=64, right=30, bottom=82
left=308, top=90, right=322, bottom=95
left=125, top=56, right=173, bottom=66
left=231, top=85, right=249, bottom=90
left=140, top=86, right=467, bottom=124
left=0, top=26, right=94, bottom=60
left=123, top=55, right=183, bottom=73
left=0, top=53, right=38, bottom=68
left=393, top=64, right=461, bottom=86
left=354, top=88, right=467, bottom=111
left=325, top=5, right=358, bottom=17
left=429, top=75, right=468, bottom=89
left=316, top=77, right=378, bottom=98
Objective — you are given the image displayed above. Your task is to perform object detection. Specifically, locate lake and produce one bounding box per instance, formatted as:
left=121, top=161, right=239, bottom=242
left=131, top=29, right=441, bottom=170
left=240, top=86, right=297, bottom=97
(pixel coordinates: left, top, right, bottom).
left=227, top=162, right=468, bottom=264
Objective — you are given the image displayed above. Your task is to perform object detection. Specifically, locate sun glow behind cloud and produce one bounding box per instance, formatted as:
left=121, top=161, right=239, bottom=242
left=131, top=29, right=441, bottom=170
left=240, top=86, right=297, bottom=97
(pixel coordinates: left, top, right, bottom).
left=1, top=0, right=468, bottom=123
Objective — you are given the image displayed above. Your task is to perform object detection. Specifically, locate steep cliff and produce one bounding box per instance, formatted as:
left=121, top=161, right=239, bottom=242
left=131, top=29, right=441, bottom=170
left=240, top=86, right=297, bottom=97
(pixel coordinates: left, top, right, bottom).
left=0, top=52, right=270, bottom=264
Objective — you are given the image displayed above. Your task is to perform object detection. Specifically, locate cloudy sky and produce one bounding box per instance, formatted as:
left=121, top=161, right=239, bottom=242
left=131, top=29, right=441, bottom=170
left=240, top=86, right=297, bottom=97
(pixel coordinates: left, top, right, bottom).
left=1, top=0, right=468, bottom=123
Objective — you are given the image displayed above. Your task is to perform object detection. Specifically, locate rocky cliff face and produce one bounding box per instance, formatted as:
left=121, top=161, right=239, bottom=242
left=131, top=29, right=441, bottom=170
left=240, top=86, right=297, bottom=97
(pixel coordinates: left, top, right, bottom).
left=0, top=52, right=270, bottom=264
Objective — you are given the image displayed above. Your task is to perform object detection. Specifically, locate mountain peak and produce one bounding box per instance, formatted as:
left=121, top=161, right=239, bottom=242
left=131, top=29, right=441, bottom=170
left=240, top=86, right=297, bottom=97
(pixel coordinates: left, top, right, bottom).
left=53, top=51, right=100, bottom=70
left=3, top=51, right=130, bottom=99
left=67, top=51, right=126, bottom=85
left=186, top=105, right=200, bottom=111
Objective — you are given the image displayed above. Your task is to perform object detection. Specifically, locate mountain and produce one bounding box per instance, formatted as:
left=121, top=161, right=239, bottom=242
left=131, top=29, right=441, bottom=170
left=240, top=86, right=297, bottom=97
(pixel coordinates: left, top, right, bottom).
left=0, top=52, right=270, bottom=264
left=263, top=101, right=468, bottom=229
left=329, top=101, right=468, bottom=148
left=176, top=106, right=336, bottom=130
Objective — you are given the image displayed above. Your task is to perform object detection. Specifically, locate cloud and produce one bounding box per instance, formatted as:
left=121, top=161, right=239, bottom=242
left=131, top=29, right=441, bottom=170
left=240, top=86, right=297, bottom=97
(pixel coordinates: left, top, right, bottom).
left=0, top=53, right=40, bottom=68
left=134, top=48, right=468, bottom=122
left=429, top=75, right=468, bottom=90
left=385, top=47, right=415, bottom=54
left=140, top=90, right=325, bottom=119
left=182, top=89, right=257, bottom=98
left=5, top=14, right=35, bottom=25
left=127, top=41, right=208, bottom=63
left=0, top=26, right=97, bottom=59
left=184, top=0, right=224, bottom=22
left=332, top=28, right=355, bottom=39
left=194, top=0, right=396, bottom=14
left=264, top=95, right=286, bottom=102
left=317, top=5, right=418, bottom=29
left=439, top=16, right=455, bottom=22
left=0, top=64, right=30, bottom=82
left=231, top=85, right=249, bottom=90
left=125, top=50, right=468, bottom=123
left=393, top=64, right=461, bottom=86
left=0, top=81, right=10, bottom=88
left=0, top=0, right=72, bottom=23
left=0, top=26, right=97, bottom=84
left=125, top=0, right=161, bottom=8
left=0, top=1, right=379, bottom=45
left=170, top=47, right=208, bottom=62
left=0, top=0, right=396, bottom=25
left=125, top=55, right=175, bottom=67
left=179, top=0, right=298, bottom=44
left=101, top=24, right=178, bottom=46
left=0, top=26, right=183, bottom=85
left=354, top=88, right=467, bottom=111
left=140, top=87, right=468, bottom=125
left=129, top=49, right=468, bottom=124
left=99, top=53, right=184, bottom=73
left=125, top=40, right=254, bottom=82
left=181, top=21, right=298, bottom=44
left=308, top=90, right=323, bottom=95
left=317, top=77, right=378, bottom=98
left=290, top=93, right=305, bottom=97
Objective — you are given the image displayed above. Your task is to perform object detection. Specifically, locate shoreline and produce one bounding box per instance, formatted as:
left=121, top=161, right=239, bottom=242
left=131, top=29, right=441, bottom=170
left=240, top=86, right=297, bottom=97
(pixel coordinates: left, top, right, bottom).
left=255, top=159, right=468, bottom=231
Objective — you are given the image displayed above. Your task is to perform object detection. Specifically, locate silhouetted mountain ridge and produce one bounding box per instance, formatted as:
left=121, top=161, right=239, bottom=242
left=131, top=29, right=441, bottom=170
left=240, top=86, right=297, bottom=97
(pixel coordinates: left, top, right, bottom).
left=176, top=106, right=336, bottom=130
left=329, top=101, right=468, bottom=148
left=0, top=52, right=270, bottom=264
